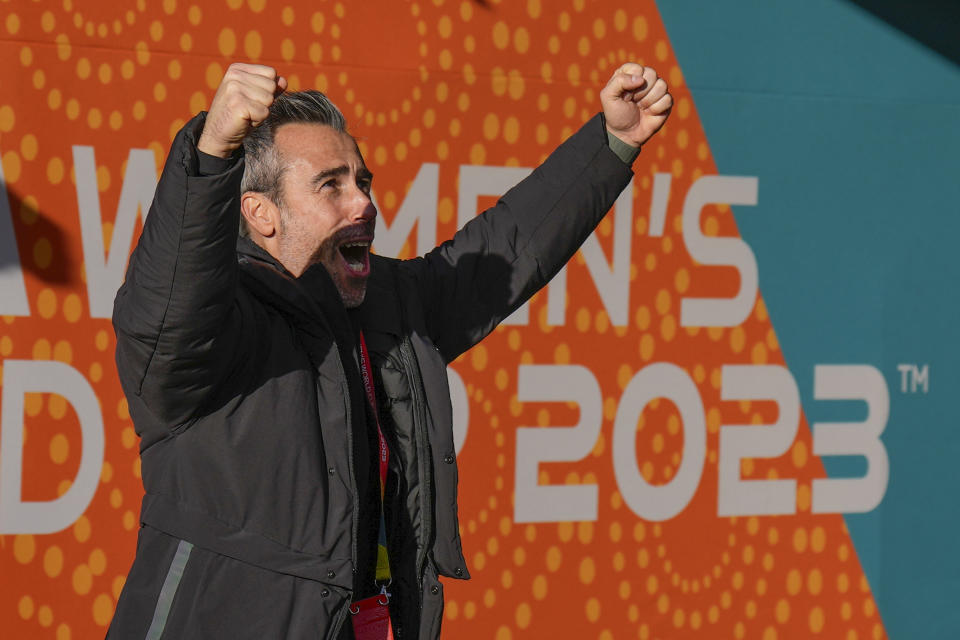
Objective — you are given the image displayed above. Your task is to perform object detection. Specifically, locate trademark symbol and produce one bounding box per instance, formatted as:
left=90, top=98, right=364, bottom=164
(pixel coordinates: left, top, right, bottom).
left=896, top=363, right=929, bottom=394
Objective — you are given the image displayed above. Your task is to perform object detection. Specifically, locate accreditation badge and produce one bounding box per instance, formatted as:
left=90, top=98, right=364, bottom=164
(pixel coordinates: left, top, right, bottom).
left=349, top=590, right=394, bottom=640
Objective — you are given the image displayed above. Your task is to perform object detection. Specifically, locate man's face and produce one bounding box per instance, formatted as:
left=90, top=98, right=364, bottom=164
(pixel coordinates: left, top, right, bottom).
left=272, top=123, right=377, bottom=307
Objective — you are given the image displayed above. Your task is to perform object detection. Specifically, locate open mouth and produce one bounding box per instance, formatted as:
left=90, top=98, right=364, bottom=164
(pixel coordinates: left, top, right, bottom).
left=338, top=240, right=371, bottom=276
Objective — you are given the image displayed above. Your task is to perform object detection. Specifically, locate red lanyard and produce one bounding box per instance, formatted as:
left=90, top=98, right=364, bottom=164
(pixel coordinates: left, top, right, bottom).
left=357, top=331, right=391, bottom=584
left=358, top=332, right=389, bottom=491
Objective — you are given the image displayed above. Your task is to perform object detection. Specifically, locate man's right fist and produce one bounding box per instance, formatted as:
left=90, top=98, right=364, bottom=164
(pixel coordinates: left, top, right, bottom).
left=197, top=63, right=287, bottom=158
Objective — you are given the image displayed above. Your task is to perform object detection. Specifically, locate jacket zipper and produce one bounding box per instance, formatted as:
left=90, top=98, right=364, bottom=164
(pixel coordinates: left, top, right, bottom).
left=398, top=335, right=433, bottom=605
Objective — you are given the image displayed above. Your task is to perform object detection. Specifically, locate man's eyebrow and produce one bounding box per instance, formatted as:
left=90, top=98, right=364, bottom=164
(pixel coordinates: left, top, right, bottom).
left=310, top=165, right=374, bottom=186
left=310, top=165, right=350, bottom=186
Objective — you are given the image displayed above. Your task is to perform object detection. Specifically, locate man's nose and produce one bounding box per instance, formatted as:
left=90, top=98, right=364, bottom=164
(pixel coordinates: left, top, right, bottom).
left=348, top=188, right=377, bottom=223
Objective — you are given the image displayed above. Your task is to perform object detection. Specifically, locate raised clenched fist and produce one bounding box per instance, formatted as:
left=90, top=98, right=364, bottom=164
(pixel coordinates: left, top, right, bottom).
left=600, top=63, right=672, bottom=149
left=197, top=63, right=288, bottom=158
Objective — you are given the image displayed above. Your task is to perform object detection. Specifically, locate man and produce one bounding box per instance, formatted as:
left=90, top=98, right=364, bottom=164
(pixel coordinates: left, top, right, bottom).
left=108, top=61, right=671, bottom=639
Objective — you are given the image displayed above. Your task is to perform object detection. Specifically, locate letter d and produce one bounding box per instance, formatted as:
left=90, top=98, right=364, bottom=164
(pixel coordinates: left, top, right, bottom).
left=0, top=360, right=105, bottom=533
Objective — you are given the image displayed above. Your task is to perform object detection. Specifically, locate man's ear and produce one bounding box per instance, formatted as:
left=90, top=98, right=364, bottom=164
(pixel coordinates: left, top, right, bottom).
left=241, top=192, right=279, bottom=238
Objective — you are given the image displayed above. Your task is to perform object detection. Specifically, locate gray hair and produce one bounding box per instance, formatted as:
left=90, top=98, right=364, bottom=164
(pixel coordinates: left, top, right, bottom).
left=239, top=90, right=347, bottom=237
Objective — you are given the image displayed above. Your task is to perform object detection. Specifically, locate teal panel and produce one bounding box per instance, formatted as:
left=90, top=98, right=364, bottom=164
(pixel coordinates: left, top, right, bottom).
left=656, top=1, right=960, bottom=637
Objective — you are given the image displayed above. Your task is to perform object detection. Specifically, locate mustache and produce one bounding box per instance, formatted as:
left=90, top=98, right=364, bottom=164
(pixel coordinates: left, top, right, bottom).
left=311, top=221, right=377, bottom=266
left=331, top=221, right=376, bottom=245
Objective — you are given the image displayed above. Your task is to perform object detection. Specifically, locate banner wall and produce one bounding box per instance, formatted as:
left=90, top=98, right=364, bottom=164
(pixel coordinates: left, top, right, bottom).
left=2, top=1, right=956, bottom=638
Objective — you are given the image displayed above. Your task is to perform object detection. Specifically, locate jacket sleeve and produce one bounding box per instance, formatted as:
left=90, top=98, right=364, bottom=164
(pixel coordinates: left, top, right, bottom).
left=403, top=113, right=634, bottom=362
left=113, top=113, right=246, bottom=435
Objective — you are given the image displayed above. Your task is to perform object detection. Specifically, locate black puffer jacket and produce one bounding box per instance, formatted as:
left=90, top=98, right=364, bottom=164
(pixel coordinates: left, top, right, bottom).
left=108, top=111, right=632, bottom=639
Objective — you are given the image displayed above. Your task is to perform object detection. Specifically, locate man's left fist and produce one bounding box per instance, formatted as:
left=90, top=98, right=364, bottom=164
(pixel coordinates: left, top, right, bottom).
left=601, top=63, right=672, bottom=148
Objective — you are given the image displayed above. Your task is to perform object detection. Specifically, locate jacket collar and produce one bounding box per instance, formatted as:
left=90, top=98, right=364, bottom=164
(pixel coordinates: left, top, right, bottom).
left=236, top=235, right=288, bottom=274
left=236, top=238, right=403, bottom=340
left=351, top=255, right=402, bottom=336
left=236, top=236, right=353, bottom=341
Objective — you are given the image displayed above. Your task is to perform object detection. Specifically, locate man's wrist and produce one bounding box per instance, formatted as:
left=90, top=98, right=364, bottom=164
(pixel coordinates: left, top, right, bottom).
left=606, top=131, right=641, bottom=165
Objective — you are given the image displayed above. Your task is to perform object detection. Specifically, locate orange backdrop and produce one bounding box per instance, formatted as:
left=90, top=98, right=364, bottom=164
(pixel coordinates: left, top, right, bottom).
left=0, top=1, right=887, bottom=638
